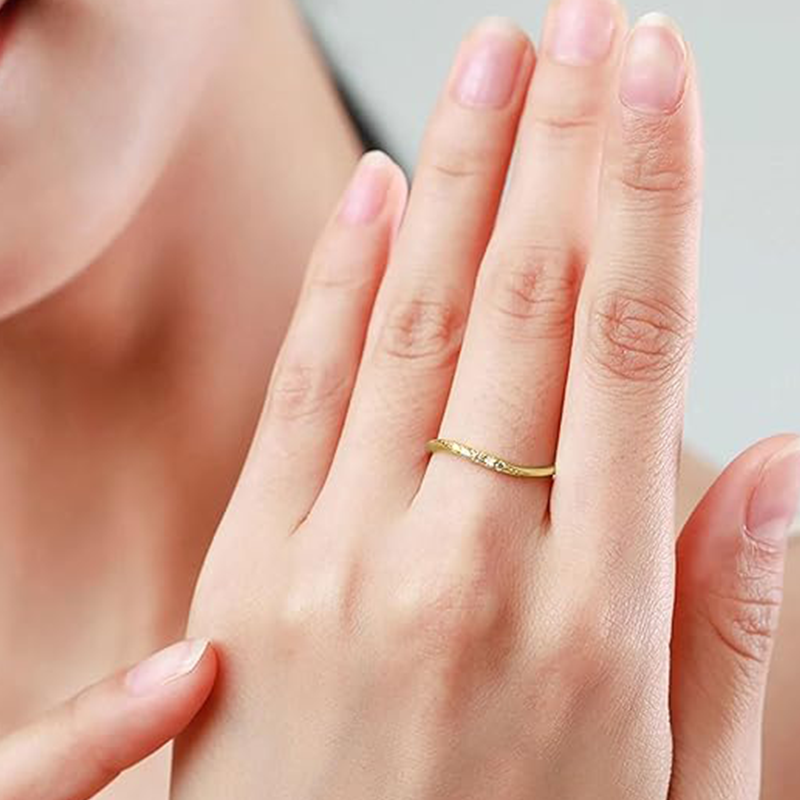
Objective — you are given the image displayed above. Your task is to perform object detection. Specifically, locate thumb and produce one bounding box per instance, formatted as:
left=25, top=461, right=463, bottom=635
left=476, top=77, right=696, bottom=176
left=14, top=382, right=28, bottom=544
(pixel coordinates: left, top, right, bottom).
left=0, top=639, right=216, bottom=800
left=670, top=435, right=800, bottom=800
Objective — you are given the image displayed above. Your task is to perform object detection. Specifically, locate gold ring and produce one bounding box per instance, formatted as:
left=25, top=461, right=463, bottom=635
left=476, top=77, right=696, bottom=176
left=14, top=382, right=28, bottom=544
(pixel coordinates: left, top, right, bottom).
left=426, top=439, right=556, bottom=479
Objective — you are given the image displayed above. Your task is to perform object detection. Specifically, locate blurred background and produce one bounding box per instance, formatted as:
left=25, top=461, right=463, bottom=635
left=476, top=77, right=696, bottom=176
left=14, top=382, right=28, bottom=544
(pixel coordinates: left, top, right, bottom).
left=299, top=0, right=799, bottom=478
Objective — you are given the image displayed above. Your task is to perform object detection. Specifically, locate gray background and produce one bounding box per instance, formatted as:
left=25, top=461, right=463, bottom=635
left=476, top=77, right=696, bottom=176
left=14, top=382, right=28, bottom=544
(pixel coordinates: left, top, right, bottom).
left=299, top=0, right=799, bottom=471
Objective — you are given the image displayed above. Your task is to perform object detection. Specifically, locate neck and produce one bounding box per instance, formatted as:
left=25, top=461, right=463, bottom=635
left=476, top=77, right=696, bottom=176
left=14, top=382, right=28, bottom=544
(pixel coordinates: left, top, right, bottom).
left=0, top=0, right=360, bottom=727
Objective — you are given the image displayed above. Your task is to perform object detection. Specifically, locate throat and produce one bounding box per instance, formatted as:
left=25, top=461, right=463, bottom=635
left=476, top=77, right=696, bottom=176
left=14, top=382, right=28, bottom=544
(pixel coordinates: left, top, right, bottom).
left=0, top=0, right=361, bottom=729
left=0, top=389, right=237, bottom=731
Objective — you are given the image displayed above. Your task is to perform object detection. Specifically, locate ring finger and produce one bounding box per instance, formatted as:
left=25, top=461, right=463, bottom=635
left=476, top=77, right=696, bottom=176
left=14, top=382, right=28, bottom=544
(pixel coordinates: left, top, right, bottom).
left=422, top=0, right=627, bottom=522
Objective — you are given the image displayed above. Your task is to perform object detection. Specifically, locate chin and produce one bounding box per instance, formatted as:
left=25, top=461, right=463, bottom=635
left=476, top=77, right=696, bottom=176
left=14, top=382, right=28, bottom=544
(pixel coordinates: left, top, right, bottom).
left=0, top=233, right=100, bottom=323
left=0, top=257, right=53, bottom=322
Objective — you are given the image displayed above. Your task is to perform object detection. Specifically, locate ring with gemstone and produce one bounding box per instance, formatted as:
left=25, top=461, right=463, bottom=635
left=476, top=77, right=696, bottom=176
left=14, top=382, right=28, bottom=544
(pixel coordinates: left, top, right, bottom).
left=425, top=439, right=556, bottom=479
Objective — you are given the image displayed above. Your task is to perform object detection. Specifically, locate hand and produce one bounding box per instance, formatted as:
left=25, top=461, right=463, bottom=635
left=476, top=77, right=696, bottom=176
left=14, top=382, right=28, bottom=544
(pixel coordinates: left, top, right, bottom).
left=0, top=640, right=216, bottom=800
left=173, top=6, right=800, bottom=799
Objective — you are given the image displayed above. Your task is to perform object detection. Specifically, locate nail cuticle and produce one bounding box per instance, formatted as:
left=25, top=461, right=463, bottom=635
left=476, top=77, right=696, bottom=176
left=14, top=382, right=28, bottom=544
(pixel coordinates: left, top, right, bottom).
left=746, top=439, right=800, bottom=545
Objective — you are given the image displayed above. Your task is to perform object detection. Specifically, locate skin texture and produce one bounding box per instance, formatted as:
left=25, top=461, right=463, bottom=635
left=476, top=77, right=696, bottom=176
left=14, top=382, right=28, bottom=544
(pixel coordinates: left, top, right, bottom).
left=165, top=10, right=795, bottom=800
left=763, top=536, right=800, bottom=799
left=0, top=0, right=236, bottom=317
left=0, top=1, right=797, bottom=798
left=0, top=641, right=217, bottom=800
left=0, top=0, right=360, bottom=796
left=0, top=0, right=358, bottom=730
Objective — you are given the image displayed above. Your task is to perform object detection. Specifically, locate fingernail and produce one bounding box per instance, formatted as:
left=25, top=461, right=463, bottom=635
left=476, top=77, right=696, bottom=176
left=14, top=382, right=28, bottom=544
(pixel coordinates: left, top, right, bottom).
left=620, top=13, right=687, bottom=114
left=545, top=0, right=617, bottom=67
left=747, top=439, right=800, bottom=544
left=338, top=152, right=393, bottom=225
left=452, top=19, right=528, bottom=109
left=125, top=639, right=209, bottom=696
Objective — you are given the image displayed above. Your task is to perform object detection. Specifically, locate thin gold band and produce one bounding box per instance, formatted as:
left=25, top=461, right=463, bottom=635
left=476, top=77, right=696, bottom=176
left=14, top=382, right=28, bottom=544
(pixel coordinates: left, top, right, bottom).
left=426, top=439, right=556, bottom=479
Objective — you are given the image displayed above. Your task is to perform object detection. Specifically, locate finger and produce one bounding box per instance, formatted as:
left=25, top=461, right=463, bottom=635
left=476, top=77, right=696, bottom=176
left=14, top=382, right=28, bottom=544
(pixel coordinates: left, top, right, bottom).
left=423, top=0, right=626, bottom=520
left=553, top=14, right=702, bottom=564
left=229, top=152, right=407, bottom=536
left=762, top=537, right=800, bottom=798
left=0, top=640, right=216, bottom=800
left=670, top=437, right=800, bottom=800
left=318, top=20, right=535, bottom=514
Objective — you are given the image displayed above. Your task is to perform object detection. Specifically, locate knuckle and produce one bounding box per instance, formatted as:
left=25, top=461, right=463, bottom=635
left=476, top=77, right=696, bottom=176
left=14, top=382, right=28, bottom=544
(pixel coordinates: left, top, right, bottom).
left=426, top=151, right=485, bottom=184
left=421, top=129, right=501, bottom=191
left=529, top=110, right=602, bottom=144
left=386, top=562, right=504, bottom=657
left=422, top=143, right=489, bottom=189
left=305, top=235, right=375, bottom=294
left=706, top=592, right=783, bottom=668
left=537, top=601, right=619, bottom=686
left=307, top=255, right=375, bottom=294
left=273, top=565, right=359, bottom=646
left=483, top=243, right=581, bottom=342
left=534, top=619, right=664, bottom=728
left=612, top=119, right=701, bottom=213
left=586, top=286, right=696, bottom=385
left=376, top=295, right=465, bottom=368
left=527, top=72, right=606, bottom=143
left=267, top=357, right=350, bottom=423
left=705, top=529, right=787, bottom=667
left=527, top=564, right=668, bottom=704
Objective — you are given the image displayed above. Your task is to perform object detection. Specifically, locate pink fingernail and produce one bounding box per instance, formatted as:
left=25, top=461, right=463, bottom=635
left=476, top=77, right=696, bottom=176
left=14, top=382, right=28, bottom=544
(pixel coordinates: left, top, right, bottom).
left=620, top=13, right=687, bottom=114
left=747, top=439, right=800, bottom=544
left=338, top=152, right=393, bottom=225
left=124, top=640, right=209, bottom=696
left=545, top=0, right=617, bottom=67
left=452, top=19, right=528, bottom=109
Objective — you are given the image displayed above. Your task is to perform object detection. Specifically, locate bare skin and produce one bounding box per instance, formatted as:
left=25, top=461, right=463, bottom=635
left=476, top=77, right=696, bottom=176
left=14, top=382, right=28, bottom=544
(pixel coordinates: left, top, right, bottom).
left=0, top=2, right=359, bottom=794
left=762, top=537, right=800, bottom=798
left=0, top=6, right=363, bottom=799
left=680, top=453, right=800, bottom=800
left=0, top=2, right=796, bottom=798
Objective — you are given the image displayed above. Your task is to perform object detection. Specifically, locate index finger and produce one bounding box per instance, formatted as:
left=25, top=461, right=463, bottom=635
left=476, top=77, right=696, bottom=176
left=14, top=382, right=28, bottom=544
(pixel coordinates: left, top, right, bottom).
left=0, top=640, right=216, bottom=800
